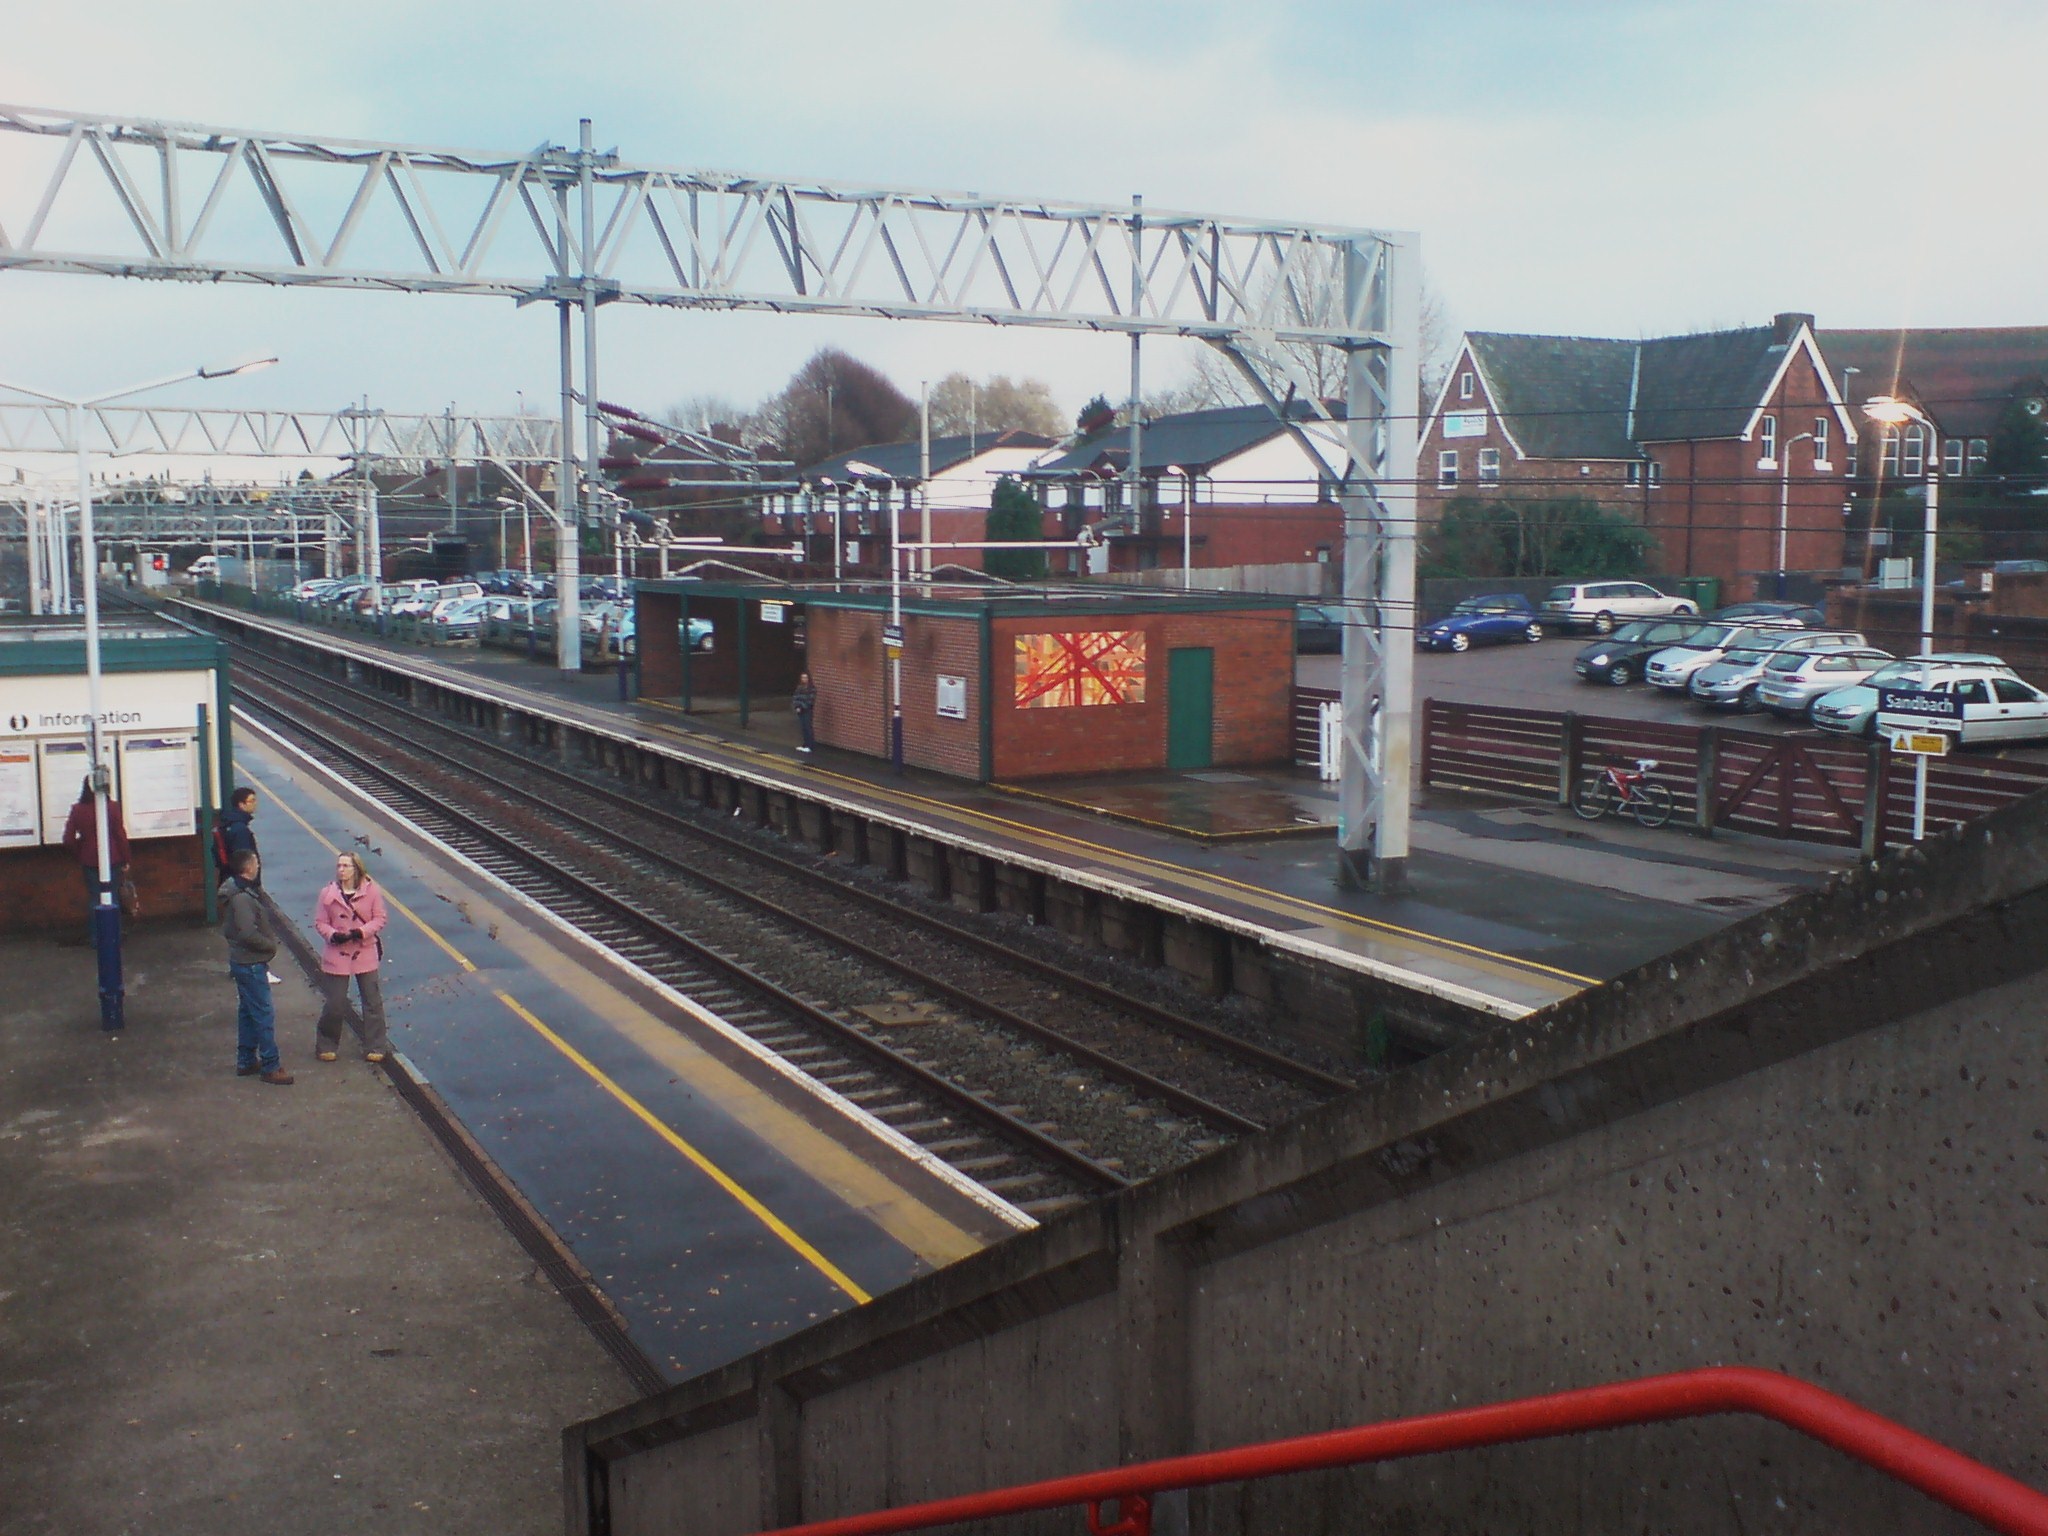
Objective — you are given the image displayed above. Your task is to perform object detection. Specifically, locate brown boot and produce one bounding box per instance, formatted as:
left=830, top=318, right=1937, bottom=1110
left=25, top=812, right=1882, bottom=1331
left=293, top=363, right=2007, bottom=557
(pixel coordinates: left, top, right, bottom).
left=260, top=1068, right=295, bottom=1085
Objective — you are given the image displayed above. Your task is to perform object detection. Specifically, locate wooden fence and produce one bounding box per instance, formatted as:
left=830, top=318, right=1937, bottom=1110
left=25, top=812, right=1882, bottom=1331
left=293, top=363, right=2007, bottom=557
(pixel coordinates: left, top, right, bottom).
left=1420, top=698, right=2048, bottom=853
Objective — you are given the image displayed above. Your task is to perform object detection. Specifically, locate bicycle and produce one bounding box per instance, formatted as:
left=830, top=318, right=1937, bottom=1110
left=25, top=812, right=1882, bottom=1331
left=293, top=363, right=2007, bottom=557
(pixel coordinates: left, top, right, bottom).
left=1570, top=756, right=1675, bottom=828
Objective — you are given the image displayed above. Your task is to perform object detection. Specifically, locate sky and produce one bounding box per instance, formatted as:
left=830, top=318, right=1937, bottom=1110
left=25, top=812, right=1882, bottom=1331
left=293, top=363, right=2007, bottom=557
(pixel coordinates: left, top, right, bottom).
left=0, top=0, right=2043, bottom=481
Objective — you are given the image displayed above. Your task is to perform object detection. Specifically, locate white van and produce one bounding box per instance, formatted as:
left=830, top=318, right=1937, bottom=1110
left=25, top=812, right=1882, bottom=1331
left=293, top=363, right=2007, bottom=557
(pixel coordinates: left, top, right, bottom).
left=186, top=554, right=220, bottom=579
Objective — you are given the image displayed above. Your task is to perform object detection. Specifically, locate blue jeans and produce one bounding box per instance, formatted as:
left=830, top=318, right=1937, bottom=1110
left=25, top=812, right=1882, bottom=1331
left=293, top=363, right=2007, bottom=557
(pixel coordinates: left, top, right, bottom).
left=231, top=961, right=280, bottom=1072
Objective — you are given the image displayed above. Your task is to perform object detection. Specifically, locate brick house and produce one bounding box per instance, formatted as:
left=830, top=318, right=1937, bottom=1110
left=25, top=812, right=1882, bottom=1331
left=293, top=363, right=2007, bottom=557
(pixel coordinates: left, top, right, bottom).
left=1419, top=313, right=1858, bottom=593
left=1022, top=403, right=1342, bottom=579
left=1817, top=326, right=2048, bottom=494
left=773, top=430, right=1054, bottom=577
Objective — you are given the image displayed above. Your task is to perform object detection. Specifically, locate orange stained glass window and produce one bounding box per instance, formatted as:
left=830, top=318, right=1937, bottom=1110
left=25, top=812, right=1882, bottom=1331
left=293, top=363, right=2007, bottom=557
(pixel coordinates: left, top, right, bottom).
left=1013, top=630, right=1147, bottom=708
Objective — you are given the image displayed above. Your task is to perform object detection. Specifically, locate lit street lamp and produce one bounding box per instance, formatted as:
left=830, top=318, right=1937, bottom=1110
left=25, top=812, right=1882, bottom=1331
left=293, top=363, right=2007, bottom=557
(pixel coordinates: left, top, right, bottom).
left=0, top=355, right=277, bottom=1030
left=1164, top=463, right=1195, bottom=585
left=1862, top=394, right=1940, bottom=843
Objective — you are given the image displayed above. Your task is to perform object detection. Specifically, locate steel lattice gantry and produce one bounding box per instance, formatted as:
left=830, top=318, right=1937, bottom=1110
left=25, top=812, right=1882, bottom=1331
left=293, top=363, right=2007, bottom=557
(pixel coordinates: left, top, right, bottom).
left=0, top=103, right=1418, bottom=887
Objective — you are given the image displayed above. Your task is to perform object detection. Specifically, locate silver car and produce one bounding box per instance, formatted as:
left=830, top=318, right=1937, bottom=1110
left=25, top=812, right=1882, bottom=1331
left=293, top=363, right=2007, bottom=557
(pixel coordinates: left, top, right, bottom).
left=1642, top=621, right=1810, bottom=692
left=1753, top=647, right=1895, bottom=719
left=1687, top=631, right=1870, bottom=710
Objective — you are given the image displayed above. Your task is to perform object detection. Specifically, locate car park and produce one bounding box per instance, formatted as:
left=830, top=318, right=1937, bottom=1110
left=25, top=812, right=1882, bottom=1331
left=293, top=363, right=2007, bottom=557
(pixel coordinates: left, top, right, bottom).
left=1751, top=647, right=1896, bottom=719
left=1540, top=580, right=1699, bottom=634
left=1809, top=655, right=2019, bottom=739
left=1295, top=603, right=1345, bottom=654
left=1711, top=600, right=1826, bottom=628
left=1686, top=630, right=1870, bottom=710
left=1417, top=594, right=1545, bottom=651
left=429, top=596, right=490, bottom=640
left=1572, top=618, right=1708, bottom=686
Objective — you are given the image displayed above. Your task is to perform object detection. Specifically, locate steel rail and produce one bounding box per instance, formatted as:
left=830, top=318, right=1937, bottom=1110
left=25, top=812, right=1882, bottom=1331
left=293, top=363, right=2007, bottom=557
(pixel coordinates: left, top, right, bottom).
left=231, top=649, right=1268, bottom=1134
left=233, top=682, right=1130, bottom=1195
left=225, top=632, right=1353, bottom=1096
left=745, top=1367, right=2048, bottom=1536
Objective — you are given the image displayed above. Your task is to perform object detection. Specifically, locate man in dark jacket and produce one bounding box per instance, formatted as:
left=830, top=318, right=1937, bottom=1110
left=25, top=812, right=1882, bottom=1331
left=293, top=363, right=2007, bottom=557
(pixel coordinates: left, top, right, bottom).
left=220, top=850, right=292, bottom=1084
left=791, top=672, right=817, bottom=754
left=213, top=786, right=260, bottom=880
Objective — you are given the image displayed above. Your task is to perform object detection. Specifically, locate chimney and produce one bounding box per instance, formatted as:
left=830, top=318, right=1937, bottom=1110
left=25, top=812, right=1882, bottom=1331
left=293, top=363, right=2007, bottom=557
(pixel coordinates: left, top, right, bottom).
left=1772, top=311, right=1814, bottom=344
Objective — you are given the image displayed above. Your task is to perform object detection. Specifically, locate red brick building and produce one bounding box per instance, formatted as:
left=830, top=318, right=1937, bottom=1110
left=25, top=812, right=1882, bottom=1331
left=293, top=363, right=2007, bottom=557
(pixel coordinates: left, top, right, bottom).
left=1419, top=313, right=1857, bottom=593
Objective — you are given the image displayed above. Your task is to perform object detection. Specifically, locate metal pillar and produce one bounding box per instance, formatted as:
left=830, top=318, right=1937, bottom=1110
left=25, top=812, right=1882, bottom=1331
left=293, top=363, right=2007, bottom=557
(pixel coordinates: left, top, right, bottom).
left=24, top=487, right=43, bottom=614
left=1126, top=195, right=1143, bottom=536
left=556, top=294, right=582, bottom=671
left=74, top=402, right=123, bottom=1029
left=1336, top=234, right=1419, bottom=892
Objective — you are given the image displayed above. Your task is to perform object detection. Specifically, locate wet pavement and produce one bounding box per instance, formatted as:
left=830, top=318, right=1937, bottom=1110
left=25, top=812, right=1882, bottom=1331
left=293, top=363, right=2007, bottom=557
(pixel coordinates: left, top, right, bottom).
left=230, top=723, right=1012, bottom=1382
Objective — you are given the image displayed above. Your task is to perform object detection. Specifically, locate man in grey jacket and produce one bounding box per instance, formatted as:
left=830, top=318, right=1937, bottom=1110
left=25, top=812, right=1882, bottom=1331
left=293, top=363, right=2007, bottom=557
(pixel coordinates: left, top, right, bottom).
left=221, top=850, right=293, bottom=1084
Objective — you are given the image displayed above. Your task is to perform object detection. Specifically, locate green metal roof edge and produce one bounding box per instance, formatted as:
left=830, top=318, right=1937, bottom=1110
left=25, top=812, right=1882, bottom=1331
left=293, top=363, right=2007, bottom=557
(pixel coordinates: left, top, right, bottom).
left=637, top=579, right=1296, bottom=619
left=0, top=631, right=227, bottom=677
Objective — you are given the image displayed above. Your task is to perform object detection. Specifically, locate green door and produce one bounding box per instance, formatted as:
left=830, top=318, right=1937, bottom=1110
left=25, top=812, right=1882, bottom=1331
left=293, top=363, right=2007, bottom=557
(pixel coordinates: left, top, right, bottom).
left=1166, top=647, right=1214, bottom=770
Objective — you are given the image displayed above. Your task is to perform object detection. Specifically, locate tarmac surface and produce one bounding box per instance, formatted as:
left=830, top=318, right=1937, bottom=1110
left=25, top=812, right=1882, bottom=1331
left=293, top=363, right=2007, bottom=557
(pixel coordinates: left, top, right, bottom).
left=0, top=923, right=629, bottom=1536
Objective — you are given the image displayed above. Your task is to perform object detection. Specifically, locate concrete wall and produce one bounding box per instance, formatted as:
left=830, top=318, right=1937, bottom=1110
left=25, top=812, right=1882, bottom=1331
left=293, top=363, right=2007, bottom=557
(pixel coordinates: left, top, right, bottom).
left=569, top=788, right=2048, bottom=1536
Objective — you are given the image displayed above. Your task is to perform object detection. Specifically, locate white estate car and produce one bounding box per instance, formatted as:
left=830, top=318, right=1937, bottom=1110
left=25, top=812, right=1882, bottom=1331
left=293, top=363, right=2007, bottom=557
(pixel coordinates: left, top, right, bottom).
left=1540, top=581, right=1699, bottom=634
left=1868, top=665, right=2048, bottom=746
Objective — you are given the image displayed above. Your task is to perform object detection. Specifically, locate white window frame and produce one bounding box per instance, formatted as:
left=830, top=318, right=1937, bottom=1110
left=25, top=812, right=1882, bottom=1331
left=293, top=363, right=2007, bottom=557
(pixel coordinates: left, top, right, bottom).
left=1967, top=438, right=1989, bottom=474
left=1626, top=462, right=1642, bottom=485
left=1942, top=438, right=1963, bottom=477
left=1438, top=448, right=1459, bottom=486
left=1902, top=423, right=1927, bottom=478
left=1813, top=417, right=1831, bottom=469
left=1757, top=413, right=1778, bottom=466
left=1478, top=446, right=1500, bottom=482
left=1648, top=461, right=1663, bottom=488
left=1881, top=427, right=1900, bottom=476
left=1459, top=370, right=1475, bottom=401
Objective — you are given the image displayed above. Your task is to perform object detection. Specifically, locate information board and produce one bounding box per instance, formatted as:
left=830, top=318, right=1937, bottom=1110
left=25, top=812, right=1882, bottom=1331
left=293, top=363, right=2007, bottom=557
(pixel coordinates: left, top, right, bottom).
left=38, top=739, right=92, bottom=844
left=935, top=675, right=967, bottom=720
left=118, top=734, right=196, bottom=839
left=0, top=745, right=37, bottom=848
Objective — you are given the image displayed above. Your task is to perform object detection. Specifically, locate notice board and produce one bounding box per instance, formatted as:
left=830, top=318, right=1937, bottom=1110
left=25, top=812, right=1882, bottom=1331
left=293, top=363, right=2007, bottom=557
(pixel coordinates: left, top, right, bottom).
left=0, top=745, right=36, bottom=848
left=119, top=734, right=195, bottom=839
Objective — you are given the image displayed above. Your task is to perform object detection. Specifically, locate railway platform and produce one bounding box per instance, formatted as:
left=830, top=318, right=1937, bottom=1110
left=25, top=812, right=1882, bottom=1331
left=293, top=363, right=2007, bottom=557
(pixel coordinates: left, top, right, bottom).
left=167, top=595, right=1856, bottom=1042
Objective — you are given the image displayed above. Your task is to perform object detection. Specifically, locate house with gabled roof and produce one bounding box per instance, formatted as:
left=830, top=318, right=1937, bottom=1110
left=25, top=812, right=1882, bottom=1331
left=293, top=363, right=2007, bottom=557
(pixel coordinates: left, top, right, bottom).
left=1420, top=312, right=1858, bottom=592
left=1818, top=326, right=2048, bottom=491
left=1023, top=402, right=1341, bottom=578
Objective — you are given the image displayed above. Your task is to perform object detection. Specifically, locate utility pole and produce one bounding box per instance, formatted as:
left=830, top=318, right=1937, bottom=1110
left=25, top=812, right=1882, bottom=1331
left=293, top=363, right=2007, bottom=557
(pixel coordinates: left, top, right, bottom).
left=1126, top=195, right=1144, bottom=539
left=920, top=380, right=932, bottom=580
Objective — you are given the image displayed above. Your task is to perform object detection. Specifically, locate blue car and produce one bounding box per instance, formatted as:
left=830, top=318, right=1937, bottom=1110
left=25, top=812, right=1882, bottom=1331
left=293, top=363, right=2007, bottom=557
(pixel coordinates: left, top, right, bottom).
left=1418, top=594, right=1546, bottom=652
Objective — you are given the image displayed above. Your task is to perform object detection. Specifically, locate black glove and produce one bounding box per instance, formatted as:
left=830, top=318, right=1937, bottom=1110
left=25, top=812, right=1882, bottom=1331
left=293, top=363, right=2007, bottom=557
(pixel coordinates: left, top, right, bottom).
left=327, top=931, right=347, bottom=946
left=349, top=929, right=365, bottom=944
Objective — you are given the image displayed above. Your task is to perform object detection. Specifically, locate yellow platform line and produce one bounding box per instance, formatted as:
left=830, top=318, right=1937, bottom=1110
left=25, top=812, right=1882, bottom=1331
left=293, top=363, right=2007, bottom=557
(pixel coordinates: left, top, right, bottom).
left=615, top=707, right=1588, bottom=988
left=238, top=758, right=871, bottom=1304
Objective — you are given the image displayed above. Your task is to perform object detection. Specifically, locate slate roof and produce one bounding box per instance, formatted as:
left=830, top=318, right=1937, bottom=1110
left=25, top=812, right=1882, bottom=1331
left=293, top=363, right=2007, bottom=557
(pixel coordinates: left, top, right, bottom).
left=803, top=428, right=1052, bottom=484
left=1462, top=323, right=1798, bottom=457
left=1028, top=401, right=1339, bottom=479
left=1817, top=327, right=2048, bottom=439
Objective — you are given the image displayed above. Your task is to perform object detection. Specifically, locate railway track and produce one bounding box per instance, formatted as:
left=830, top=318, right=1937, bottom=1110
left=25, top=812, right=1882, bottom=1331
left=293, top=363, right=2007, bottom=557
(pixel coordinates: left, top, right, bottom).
left=219, top=635, right=1358, bottom=1211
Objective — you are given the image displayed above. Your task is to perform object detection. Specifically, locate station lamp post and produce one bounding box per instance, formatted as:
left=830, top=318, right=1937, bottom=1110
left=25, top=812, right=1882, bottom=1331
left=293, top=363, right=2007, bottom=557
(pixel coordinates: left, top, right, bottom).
left=1164, top=463, right=1195, bottom=585
left=1862, top=395, right=1941, bottom=843
left=842, top=460, right=901, bottom=774
left=1773, top=429, right=1817, bottom=599
left=0, top=356, right=276, bottom=1030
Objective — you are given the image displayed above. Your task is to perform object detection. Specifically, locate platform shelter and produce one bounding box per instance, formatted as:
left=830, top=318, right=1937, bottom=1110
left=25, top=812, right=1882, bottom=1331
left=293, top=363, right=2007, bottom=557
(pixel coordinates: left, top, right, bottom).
left=634, top=577, right=1297, bottom=782
left=0, top=618, right=232, bottom=932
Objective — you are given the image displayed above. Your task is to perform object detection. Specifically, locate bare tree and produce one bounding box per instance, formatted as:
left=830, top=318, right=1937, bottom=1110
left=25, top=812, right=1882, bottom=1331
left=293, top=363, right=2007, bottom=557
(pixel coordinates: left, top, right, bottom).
left=662, top=393, right=749, bottom=436
left=758, top=348, right=918, bottom=469
left=927, top=372, right=1065, bottom=440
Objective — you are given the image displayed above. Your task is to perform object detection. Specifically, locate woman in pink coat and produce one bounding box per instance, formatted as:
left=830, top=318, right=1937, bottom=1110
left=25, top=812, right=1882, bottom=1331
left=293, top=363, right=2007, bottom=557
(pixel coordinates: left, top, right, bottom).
left=313, top=851, right=391, bottom=1063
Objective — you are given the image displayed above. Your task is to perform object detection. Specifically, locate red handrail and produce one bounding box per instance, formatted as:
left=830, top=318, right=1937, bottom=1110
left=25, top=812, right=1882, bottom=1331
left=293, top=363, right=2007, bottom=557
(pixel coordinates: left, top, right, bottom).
left=753, top=1367, right=2048, bottom=1536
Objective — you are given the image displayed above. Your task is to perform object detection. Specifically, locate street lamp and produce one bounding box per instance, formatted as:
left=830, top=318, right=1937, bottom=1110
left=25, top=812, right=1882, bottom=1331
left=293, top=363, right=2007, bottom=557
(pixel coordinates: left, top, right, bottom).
left=0, top=355, right=276, bottom=1030
left=1773, top=429, right=1817, bottom=599
left=1164, top=463, right=1194, bottom=585
left=1863, top=394, right=1941, bottom=844
left=843, top=459, right=902, bottom=773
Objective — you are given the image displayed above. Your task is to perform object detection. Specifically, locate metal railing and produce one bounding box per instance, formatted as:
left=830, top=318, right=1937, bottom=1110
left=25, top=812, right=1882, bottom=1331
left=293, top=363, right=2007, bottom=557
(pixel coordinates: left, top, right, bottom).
left=751, top=1367, right=2048, bottom=1536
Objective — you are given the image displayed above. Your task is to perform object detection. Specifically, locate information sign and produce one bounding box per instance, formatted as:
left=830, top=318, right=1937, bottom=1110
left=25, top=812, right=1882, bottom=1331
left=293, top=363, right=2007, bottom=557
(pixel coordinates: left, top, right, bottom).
left=883, top=622, right=905, bottom=650
left=1887, top=729, right=1951, bottom=757
left=119, top=734, right=196, bottom=839
left=1877, top=686, right=1959, bottom=725
left=759, top=601, right=787, bottom=625
left=935, top=675, right=967, bottom=720
left=0, top=746, right=37, bottom=848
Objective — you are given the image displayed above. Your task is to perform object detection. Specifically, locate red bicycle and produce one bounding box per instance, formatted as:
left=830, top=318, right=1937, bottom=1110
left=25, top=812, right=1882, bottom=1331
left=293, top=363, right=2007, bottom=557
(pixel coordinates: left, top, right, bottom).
left=1571, top=756, right=1675, bottom=828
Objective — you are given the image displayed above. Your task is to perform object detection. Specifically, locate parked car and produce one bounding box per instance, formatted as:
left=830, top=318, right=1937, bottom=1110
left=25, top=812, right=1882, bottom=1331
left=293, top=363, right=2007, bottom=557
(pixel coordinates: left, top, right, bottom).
left=1541, top=580, right=1699, bottom=634
left=1686, top=630, right=1872, bottom=710
left=429, top=596, right=490, bottom=640
left=1712, top=600, right=1826, bottom=628
left=1295, top=603, right=1345, bottom=654
left=289, top=577, right=344, bottom=601
left=1417, top=594, right=1545, bottom=651
left=425, top=581, right=483, bottom=621
left=1809, top=655, right=2018, bottom=738
left=1572, top=618, right=1709, bottom=686
left=1752, top=647, right=1897, bottom=719
left=186, top=554, right=220, bottom=579
left=1644, top=622, right=1843, bottom=693
left=1887, top=672, right=2048, bottom=745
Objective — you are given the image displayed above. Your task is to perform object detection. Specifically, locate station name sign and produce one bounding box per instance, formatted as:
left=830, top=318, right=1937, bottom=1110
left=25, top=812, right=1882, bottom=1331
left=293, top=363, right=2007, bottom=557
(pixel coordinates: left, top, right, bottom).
left=1876, top=686, right=1960, bottom=726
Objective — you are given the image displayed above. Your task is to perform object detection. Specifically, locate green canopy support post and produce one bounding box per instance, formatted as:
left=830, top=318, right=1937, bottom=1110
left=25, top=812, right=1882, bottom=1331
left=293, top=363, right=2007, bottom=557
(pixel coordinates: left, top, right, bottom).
left=737, top=600, right=750, bottom=729
left=680, top=596, right=692, bottom=714
left=197, top=702, right=218, bottom=925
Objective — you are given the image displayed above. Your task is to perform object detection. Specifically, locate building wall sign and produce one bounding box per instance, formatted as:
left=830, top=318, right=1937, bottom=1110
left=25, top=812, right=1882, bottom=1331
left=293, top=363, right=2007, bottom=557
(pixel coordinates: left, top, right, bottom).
left=1443, top=412, right=1488, bottom=439
left=1014, top=631, right=1146, bottom=708
left=935, top=675, right=968, bottom=719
